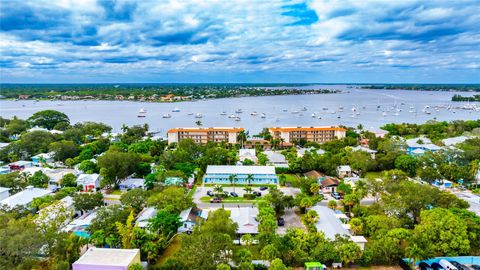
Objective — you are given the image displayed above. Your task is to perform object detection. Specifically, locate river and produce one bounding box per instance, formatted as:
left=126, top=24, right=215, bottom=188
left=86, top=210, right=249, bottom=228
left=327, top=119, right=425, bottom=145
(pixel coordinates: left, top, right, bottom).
left=1, top=86, right=479, bottom=134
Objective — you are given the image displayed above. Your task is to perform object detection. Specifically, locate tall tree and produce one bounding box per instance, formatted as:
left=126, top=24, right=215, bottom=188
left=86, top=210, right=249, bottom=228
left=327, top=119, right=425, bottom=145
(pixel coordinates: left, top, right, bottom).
left=28, top=110, right=70, bottom=130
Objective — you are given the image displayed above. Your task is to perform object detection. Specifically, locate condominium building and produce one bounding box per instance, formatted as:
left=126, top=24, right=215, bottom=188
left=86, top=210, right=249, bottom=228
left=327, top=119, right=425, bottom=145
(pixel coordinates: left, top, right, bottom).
left=268, top=126, right=346, bottom=144
left=167, top=127, right=244, bottom=144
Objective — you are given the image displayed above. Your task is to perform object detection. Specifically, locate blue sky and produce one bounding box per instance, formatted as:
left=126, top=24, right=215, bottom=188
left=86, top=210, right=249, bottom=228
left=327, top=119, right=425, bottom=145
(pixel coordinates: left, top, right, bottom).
left=0, top=0, right=479, bottom=83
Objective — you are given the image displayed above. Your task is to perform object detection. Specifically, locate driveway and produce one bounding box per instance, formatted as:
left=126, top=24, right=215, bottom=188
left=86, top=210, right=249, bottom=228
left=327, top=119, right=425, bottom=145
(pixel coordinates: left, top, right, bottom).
left=276, top=208, right=306, bottom=234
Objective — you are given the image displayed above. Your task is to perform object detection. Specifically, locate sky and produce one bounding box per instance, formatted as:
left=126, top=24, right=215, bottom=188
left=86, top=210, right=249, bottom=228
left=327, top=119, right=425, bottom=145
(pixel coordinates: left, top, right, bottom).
left=0, top=0, right=479, bottom=84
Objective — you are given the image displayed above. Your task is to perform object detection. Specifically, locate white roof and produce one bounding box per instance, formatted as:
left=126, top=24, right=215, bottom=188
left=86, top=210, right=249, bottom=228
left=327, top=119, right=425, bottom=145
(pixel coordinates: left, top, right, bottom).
left=351, top=146, right=377, bottom=154
left=9, top=160, right=32, bottom=166
left=64, top=210, right=98, bottom=231
left=206, top=165, right=276, bottom=175
left=297, top=148, right=326, bottom=156
left=136, top=207, right=157, bottom=228
left=0, top=187, right=10, bottom=193
left=76, top=173, right=100, bottom=183
left=337, top=165, right=351, bottom=172
left=350, top=235, right=367, bottom=243
left=406, top=137, right=442, bottom=150
left=411, top=148, right=426, bottom=154
left=32, top=152, right=54, bottom=159
left=239, top=149, right=256, bottom=157
left=311, top=206, right=350, bottom=240
left=73, top=247, right=140, bottom=267
left=44, top=169, right=76, bottom=183
left=0, top=142, right=10, bottom=149
left=120, top=178, right=145, bottom=187
left=0, top=187, right=52, bottom=207
left=442, top=136, right=470, bottom=146
left=263, top=151, right=287, bottom=163
left=227, top=207, right=259, bottom=234
left=179, top=207, right=193, bottom=222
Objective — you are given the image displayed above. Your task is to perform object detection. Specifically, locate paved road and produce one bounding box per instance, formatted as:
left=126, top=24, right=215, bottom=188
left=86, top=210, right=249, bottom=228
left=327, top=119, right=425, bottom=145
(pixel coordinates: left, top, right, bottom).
left=453, top=190, right=480, bottom=216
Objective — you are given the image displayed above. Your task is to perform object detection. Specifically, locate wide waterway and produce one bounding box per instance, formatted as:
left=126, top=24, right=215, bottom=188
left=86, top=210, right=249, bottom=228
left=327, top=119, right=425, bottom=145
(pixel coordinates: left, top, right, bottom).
left=1, top=86, right=479, bottom=134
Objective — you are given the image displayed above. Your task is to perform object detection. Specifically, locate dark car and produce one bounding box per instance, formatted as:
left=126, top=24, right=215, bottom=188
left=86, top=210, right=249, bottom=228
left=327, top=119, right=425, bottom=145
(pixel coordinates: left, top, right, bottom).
left=331, top=192, right=342, bottom=200
left=230, top=192, right=239, bottom=197
left=207, top=190, right=214, bottom=197
left=253, top=191, right=262, bottom=197
left=277, top=217, right=285, bottom=226
left=210, top=197, right=222, bottom=203
left=259, top=186, right=268, bottom=191
left=471, top=265, right=480, bottom=270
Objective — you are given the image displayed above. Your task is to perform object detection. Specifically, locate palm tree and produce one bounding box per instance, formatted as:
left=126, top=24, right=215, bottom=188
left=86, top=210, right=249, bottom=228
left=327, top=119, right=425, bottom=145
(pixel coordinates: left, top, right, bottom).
left=213, top=184, right=224, bottom=196
left=237, top=130, right=248, bottom=148
left=246, top=174, right=254, bottom=186
left=121, top=124, right=128, bottom=133
left=405, top=243, right=423, bottom=267
left=279, top=138, right=285, bottom=148
left=243, top=186, right=253, bottom=195
left=228, top=174, right=237, bottom=192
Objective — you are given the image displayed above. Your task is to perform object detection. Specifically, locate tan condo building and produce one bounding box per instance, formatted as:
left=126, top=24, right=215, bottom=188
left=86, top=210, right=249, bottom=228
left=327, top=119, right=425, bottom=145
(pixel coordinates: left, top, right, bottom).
left=268, top=126, right=346, bottom=144
left=167, top=127, right=244, bottom=144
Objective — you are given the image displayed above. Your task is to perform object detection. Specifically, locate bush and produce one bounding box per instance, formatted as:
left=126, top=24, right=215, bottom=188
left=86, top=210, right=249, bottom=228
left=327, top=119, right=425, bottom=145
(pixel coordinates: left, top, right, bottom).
left=243, top=194, right=256, bottom=200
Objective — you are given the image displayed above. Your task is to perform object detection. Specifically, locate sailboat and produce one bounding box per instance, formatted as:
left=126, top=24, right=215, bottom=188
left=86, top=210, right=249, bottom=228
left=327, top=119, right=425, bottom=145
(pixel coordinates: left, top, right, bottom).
left=195, top=113, right=203, bottom=118
left=162, top=113, right=171, bottom=118
left=261, top=113, right=266, bottom=118
left=172, top=107, right=180, bottom=112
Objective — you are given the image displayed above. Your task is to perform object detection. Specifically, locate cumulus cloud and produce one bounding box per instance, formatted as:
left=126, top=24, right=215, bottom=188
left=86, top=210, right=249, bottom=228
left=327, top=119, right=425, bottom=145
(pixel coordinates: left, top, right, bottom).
left=0, top=0, right=479, bottom=83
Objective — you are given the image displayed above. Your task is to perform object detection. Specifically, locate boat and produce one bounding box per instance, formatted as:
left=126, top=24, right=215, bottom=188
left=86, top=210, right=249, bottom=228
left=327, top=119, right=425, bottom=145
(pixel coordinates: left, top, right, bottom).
left=228, top=114, right=236, bottom=118
left=282, top=109, right=288, bottom=112
left=394, top=112, right=399, bottom=116
left=220, top=112, right=227, bottom=116
left=291, top=110, right=299, bottom=114
left=172, top=107, right=180, bottom=112
left=235, top=117, right=241, bottom=121
left=235, top=109, right=243, bottom=113
left=322, top=107, right=328, bottom=110
left=317, top=116, right=322, bottom=119
left=188, top=112, right=194, bottom=115
left=251, top=111, right=257, bottom=116
left=195, top=113, right=203, bottom=118
left=162, top=114, right=171, bottom=118
left=382, top=111, right=387, bottom=117
left=301, top=107, right=307, bottom=111
left=261, top=113, right=266, bottom=118
left=311, top=113, right=316, bottom=118
left=137, top=108, right=147, bottom=118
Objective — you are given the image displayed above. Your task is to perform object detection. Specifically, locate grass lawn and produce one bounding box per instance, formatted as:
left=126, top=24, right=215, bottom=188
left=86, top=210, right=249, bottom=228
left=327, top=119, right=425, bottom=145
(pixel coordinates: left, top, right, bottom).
left=155, top=235, right=182, bottom=266
left=110, top=190, right=123, bottom=195
left=200, top=196, right=264, bottom=203
left=365, top=171, right=383, bottom=179
left=280, top=173, right=302, bottom=187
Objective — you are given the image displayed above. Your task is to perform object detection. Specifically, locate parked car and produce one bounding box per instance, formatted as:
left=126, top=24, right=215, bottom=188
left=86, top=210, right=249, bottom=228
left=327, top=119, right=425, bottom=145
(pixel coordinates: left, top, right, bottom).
left=277, top=217, right=285, bottom=226
left=224, top=191, right=230, bottom=197
left=207, top=190, right=214, bottom=197
left=471, top=265, right=480, bottom=270
left=253, top=191, right=262, bottom=197
left=331, top=192, right=342, bottom=200
left=230, top=192, right=239, bottom=197
left=259, top=186, right=268, bottom=191
left=210, top=197, right=222, bottom=203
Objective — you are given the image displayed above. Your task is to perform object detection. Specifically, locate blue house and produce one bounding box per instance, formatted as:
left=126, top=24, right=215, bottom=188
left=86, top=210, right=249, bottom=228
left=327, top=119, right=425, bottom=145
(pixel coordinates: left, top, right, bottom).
left=203, top=165, right=278, bottom=184
left=406, top=137, right=443, bottom=156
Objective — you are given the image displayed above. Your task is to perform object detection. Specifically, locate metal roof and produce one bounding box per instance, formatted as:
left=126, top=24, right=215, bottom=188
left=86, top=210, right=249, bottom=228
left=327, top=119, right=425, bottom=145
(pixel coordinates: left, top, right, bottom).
left=206, top=165, right=276, bottom=175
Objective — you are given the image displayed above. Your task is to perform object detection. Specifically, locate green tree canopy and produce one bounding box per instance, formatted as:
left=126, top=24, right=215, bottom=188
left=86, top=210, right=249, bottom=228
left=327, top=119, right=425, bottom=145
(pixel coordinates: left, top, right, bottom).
left=28, top=110, right=70, bottom=130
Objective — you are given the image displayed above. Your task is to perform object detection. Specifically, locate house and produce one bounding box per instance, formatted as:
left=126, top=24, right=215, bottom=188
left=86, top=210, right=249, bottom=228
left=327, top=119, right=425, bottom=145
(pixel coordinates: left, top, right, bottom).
left=432, top=180, right=453, bottom=189
left=167, top=127, right=245, bottom=144
left=0, top=166, right=10, bottom=174
left=36, top=196, right=76, bottom=229
left=337, top=165, right=353, bottom=178
left=76, top=174, right=101, bottom=191
left=228, top=207, right=259, bottom=235
left=442, top=136, right=470, bottom=146
left=351, top=145, right=377, bottom=159
left=0, top=142, right=10, bottom=150
left=268, top=126, right=346, bottom=144
left=8, top=160, right=33, bottom=171
left=406, top=137, right=443, bottom=155
left=297, top=147, right=325, bottom=157
left=45, top=168, right=77, bottom=190
left=304, top=170, right=339, bottom=193
left=263, top=150, right=289, bottom=168
left=203, top=165, right=278, bottom=184
left=178, top=207, right=202, bottom=233
left=32, top=152, right=55, bottom=165
left=238, top=149, right=258, bottom=164
left=119, top=178, right=145, bottom=190
left=0, top=187, right=10, bottom=201
left=72, top=247, right=141, bottom=270
left=310, top=206, right=367, bottom=250
left=0, top=186, right=52, bottom=208
left=135, top=207, right=157, bottom=228
left=64, top=210, right=98, bottom=238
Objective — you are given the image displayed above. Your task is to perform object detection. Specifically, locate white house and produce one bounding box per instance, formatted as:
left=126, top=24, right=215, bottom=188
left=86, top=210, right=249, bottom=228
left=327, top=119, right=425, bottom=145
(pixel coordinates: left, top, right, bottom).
left=337, top=165, right=353, bottom=178
left=351, top=145, right=377, bottom=159
left=0, top=187, right=10, bottom=201
left=297, top=147, right=325, bottom=157
left=263, top=150, right=289, bottom=168
left=119, top=178, right=145, bottom=190
left=72, top=247, right=141, bottom=270
left=442, top=136, right=470, bottom=146
left=135, top=207, right=157, bottom=228
left=228, top=207, right=259, bottom=235
left=76, top=174, right=101, bottom=191
left=0, top=186, right=52, bottom=208
left=238, top=149, right=258, bottom=164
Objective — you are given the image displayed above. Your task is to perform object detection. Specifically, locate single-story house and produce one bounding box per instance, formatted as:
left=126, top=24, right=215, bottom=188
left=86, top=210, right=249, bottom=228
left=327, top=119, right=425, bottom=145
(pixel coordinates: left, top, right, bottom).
left=343, top=176, right=361, bottom=187
left=135, top=207, right=157, bottom=228
left=72, top=247, right=141, bottom=270
left=303, top=170, right=340, bottom=193
left=351, top=146, right=377, bottom=159
left=406, top=137, right=443, bottom=155
left=178, top=207, right=203, bottom=233
left=8, top=160, right=33, bottom=171
left=45, top=168, right=77, bottom=190
left=337, top=165, right=353, bottom=178
left=119, top=178, right=145, bottom=190
left=64, top=210, right=98, bottom=238
left=228, top=207, right=259, bottom=235
left=32, top=152, right=55, bottom=165
left=0, top=187, right=10, bottom=201
left=442, top=136, right=470, bottom=147
left=238, top=149, right=258, bottom=164
left=297, top=147, right=325, bottom=157
left=164, top=177, right=184, bottom=186
left=36, top=196, right=76, bottom=229
left=432, top=180, right=453, bottom=189
left=310, top=206, right=367, bottom=250
left=0, top=186, right=52, bottom=208
left=76, top=174, right=101, bottom=191
left=0, top=166, right=10, bottom=175
left=0, top=142, right=10, bottom=150
left=263, top=150, right=289, bottom=168
left=203, top=165, right=278, bottom=184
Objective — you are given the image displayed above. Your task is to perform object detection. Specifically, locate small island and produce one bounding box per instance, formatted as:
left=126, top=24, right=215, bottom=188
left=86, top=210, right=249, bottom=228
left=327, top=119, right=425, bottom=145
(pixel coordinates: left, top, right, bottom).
left=452, top=94, right=480, bottom=102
